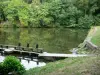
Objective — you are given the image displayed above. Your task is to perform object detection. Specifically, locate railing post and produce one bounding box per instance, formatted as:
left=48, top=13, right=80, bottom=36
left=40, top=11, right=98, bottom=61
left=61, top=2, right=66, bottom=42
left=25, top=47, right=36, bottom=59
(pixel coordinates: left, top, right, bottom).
left=18, top=43, right=21, bottom=50
left=27, top=43, right=29, bottom=48
left=14, top=47, right=16, bottom=49
left=40, top=50, right=43, bottom=53
left=36, top=44, right=39, bottom=52
left=28, top=60, right=30, bottom=63
left=19, top=58, right=21, bottom=62
left=0, top=45, right=3, bottom=49
left=36, top=44, right=39, bottom=49
left=29, top=53, right=31, bottom=56
left=36, top=60, right=39, bottom=65
left=5, top=46, right=8, bottom=49
left=31, top=57, right=33, bottom=61
left=0, top=45, right=3, bottom=52
left=2, top=51, right=5, bottom=56
left=22, top=48, right=24, bottom=51
left=18, top=43, right=21, bottom=47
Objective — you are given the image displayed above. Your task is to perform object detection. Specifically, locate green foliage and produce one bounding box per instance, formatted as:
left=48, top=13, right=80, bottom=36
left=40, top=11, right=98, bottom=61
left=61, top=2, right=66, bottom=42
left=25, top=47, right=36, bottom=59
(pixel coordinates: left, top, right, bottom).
left=4, top=0, right=30, bottom=27
left=94, top=14, right=100, bottom=25
left=29, top=2, right=53, bottom=27
left=78, top=15, right=94, bottom=28
left=0, top=63, right=3, bottom=74
left=0, top=0, right=100, bottom=27
left=0, top=56, right=25, bottom=75
left=49, top=0, right=83, bottom=27
left=0, top=0, right=9, bottom=22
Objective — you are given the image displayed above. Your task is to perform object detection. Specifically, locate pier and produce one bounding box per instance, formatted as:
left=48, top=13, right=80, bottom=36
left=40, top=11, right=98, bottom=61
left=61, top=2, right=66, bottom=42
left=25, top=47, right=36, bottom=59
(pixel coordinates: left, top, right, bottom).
left=0, top=43, right=89, bottom=59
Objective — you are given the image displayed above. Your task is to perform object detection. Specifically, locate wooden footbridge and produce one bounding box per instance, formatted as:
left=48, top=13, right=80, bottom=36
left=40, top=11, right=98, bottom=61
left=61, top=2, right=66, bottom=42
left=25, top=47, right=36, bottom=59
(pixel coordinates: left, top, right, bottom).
left=39, top=52, right=88, bottom=57
left=0, top=43, right=90, bottom=58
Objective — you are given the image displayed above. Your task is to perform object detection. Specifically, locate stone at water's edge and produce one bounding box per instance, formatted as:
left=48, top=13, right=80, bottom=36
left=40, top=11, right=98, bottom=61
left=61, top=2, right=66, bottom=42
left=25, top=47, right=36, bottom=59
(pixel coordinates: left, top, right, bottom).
left=81, top=27, right=98, bottom=50
left=85, top=40, right=98, bottom=50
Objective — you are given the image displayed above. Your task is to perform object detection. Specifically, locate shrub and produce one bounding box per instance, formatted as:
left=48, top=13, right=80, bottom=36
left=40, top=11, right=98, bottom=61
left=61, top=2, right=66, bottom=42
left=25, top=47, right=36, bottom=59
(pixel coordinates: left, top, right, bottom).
left=0, top=62, right=4, bottom=74
left=2, top=56, right=25, bottom=75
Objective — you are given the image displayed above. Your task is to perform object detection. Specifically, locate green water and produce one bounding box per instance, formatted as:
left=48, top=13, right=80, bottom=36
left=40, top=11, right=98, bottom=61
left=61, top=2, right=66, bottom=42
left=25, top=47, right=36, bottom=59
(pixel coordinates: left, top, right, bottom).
left=0, top=28, right=88, bottom=53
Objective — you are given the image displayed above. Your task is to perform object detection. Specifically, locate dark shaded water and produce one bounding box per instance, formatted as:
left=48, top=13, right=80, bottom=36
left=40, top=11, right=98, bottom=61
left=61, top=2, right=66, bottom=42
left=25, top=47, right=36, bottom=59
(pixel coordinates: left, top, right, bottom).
left=0, top=28, right=89, bottom=53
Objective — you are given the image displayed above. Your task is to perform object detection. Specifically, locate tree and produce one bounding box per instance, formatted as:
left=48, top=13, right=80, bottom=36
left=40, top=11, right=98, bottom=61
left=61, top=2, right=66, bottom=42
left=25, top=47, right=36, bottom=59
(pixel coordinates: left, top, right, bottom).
left=4, top=0, right=30, bottom=27
left=0, top=0, right=9, bottom=22
left=49, top=0, right=83, bottom=27
left=0, top=0, right=100, bottom=27
left=79, top=15, right=94, bottom=28
left=29, top=1, right=53, bottom=27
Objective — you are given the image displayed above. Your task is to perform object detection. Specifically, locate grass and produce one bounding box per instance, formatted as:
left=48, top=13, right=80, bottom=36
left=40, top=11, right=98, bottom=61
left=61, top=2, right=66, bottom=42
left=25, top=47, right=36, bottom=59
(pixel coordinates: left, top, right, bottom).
left=24, top=56, right=100, bottom=75
left=91, top=26, right=100, bottom=46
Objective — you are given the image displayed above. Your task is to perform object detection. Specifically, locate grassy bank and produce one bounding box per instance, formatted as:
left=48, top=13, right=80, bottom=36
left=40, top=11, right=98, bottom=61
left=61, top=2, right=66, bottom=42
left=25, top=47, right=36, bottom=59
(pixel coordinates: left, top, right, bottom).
left=24, top=56, right=100, bottom=75
left=84, top=26, right=100, bottom=46
left=91, top=26, right=100, bottom=46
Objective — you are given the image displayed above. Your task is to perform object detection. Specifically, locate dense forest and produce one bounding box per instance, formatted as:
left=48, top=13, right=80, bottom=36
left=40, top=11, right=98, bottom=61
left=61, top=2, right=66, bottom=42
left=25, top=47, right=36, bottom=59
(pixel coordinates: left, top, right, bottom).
left=0, top=0, right=100, bottom=28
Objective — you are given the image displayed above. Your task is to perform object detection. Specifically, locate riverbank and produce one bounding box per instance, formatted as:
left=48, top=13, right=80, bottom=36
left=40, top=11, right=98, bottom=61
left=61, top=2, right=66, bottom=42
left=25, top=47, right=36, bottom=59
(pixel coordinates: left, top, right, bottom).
left=23, top=26, right=100, bottom=75
left=24, top=56, right=100, bottom=75
left=0, top=21, right=92, bottom=29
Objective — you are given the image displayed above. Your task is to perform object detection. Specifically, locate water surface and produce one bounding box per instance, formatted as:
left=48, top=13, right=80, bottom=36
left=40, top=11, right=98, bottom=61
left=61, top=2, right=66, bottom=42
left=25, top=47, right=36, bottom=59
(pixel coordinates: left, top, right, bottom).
left=0, top=28, right=88, bottom=53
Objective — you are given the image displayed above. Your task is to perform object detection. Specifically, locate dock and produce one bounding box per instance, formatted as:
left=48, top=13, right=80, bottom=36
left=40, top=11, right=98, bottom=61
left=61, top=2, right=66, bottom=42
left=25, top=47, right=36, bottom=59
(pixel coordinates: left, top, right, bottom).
left=0, top=48, right=89, bottom=58
left=0, top=44, right=90, bottom=59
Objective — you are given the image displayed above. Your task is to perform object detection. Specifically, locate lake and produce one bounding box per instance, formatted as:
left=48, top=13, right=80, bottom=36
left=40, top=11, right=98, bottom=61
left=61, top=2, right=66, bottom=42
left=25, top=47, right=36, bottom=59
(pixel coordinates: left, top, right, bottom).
left=0, top=28, right=89, bottom=53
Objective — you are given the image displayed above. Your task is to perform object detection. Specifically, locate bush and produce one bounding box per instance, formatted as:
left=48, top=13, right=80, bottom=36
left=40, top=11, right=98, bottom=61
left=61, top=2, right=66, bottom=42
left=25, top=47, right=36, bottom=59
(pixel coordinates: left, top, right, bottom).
left=0, top=62, right=4, bottom=74
left=1, top=56, right=25, bottom=75
left=78, top=15, right=94, bottom=28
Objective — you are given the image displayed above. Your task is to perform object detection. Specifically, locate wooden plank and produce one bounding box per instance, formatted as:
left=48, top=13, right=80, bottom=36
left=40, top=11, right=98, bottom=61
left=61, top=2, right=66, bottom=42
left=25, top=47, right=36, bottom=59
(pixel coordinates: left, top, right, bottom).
left=13, top=50, right=39, bottom=54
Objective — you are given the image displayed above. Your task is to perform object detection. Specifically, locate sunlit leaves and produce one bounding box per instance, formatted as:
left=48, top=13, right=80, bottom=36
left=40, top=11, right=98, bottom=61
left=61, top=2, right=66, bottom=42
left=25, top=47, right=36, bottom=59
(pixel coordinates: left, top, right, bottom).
left=4, top=0, right=29, bottom=26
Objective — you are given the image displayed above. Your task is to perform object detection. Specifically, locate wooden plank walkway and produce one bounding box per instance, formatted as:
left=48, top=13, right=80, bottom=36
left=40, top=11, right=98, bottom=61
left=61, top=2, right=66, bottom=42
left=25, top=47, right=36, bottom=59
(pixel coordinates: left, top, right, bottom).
left=38, top=52, right=89, bottom=58
left=0, top=48, right=90, bottom=58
